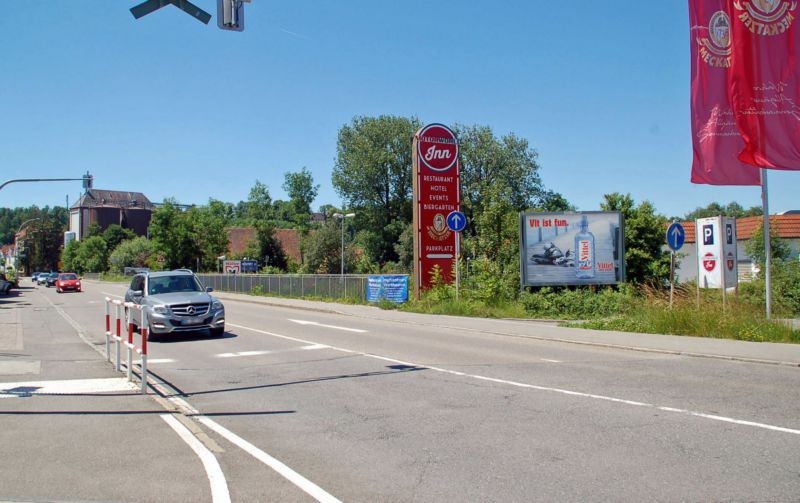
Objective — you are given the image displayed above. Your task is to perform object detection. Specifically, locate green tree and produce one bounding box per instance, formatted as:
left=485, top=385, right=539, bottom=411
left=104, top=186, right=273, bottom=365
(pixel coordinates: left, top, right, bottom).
left=456, top=124, right=545, bottom=228
left=745, top=221, right=791, bottom=265
left=108, top=237, right=156, bottom=274
left=244, top=222, right=288, bottom=270
left=303, top=221, right=351, bottom=274
left=683, top=201, right=762, bottom=220
left=61, top=240, right=82, bottom=273
left=537, top=190, right=576, bottom=212
left=246, top=180, right=273, bottom=224
left=283, top=167, right=319, bottom=228
left=102, top=225, right=136, bottom=253
left=75, top=236, right=109, bottom=273
left=332, top=115, right=421, bottom=264
left=188, top=205, right=230, bottom=271
left=601, top=193, right=670, bottom=284
left=148, top=199, right=196, bottom=269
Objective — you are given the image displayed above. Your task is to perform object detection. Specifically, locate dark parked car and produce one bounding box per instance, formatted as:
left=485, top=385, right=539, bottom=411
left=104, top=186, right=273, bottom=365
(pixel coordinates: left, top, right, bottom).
left=45, top=272, right=59, bottom=287
left=124, top=269, right=225, bottom=341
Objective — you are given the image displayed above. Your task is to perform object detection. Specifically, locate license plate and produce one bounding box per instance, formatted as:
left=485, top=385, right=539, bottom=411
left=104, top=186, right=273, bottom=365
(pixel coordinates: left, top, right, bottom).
left=182, top=317, right=203, bottom=325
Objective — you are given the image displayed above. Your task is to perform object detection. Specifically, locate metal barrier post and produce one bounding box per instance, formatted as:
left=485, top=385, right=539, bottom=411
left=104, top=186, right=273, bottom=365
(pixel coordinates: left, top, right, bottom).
left=140, top=309, right=148, bottom=395
left=115, top=302, right=122, bottom=372
left=126, top=307, right=134, bottom=382
left=104, top=298, right=111, bottom=362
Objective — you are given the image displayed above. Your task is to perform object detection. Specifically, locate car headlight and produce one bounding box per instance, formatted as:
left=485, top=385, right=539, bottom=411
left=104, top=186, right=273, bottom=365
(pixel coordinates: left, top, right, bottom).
left=212, top=300, right=223, bottom=311
left=152, top=305, right=170, bottom=315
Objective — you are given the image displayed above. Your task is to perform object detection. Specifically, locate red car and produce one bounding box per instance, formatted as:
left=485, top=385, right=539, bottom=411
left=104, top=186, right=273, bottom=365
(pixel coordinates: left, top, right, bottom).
left=55, top=273, right=82, bottom=293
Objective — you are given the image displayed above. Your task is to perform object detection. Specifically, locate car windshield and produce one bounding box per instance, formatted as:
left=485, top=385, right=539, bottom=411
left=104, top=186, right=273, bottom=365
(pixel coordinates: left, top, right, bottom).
left=148, top=275, right=202, bottom=295
left=48, top=273, right=58, bottom=278
left=60, top=274, right=77, bottom=280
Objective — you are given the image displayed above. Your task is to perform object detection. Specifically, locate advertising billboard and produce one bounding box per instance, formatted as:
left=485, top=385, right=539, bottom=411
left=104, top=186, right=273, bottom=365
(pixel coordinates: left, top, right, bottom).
left=519, top=212, right=624, bottom=286
left=223, top=260, right=241, bottom=274
left=696, top=216, right=738, bottom=289
left=412, top=123, right=461, bottom=298
left=366, top=275, right=409, bottom=304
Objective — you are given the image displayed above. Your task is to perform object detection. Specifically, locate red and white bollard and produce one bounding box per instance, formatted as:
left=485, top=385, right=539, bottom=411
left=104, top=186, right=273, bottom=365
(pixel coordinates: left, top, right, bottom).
left=105, top=298, right=149, bottom=394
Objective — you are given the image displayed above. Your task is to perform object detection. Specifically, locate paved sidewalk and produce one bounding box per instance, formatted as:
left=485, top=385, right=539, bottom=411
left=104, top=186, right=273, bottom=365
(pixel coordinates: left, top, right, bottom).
left=213, top=291, right=800, bottom=367
left=0, top=286, right=211, bottom=503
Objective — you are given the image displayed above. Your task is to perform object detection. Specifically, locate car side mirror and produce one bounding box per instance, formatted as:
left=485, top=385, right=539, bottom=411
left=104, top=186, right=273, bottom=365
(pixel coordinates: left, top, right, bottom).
left=132, top=289, right=144, bottom=298
left=206, top=287, right=214, bottom=292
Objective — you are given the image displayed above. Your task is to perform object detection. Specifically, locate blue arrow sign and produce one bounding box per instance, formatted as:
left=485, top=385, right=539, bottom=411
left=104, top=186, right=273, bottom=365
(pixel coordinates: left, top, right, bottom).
left=666, top=222, right=685, bottom=251
left=446, top=211, right=466, bottom=232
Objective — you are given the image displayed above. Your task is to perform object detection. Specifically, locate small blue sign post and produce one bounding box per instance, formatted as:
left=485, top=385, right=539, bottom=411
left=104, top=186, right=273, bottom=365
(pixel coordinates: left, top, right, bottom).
left=447, top=211, right=466, bottom=232
left=447, top=211, right=466, bottom=301
left=666, top=222, right=685, bottom=251
left=665, top=222, right=685, bottom=309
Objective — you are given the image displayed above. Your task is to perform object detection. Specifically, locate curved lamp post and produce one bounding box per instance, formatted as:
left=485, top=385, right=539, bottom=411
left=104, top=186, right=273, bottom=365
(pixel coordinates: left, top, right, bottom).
left=333, top=212, right=355, bottom=275
left=14, top=218, right=41, bottom=274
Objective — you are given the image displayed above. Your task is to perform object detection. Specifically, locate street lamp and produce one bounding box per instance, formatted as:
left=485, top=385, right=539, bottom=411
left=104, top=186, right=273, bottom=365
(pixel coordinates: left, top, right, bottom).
left=333, top=212, right=355, bottom=275
left=14, top=218, right=40, bottom=276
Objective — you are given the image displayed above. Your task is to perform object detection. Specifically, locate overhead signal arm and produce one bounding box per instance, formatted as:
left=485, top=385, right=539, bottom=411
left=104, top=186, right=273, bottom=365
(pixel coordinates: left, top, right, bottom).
left=130, top=0, right=212, bottom=25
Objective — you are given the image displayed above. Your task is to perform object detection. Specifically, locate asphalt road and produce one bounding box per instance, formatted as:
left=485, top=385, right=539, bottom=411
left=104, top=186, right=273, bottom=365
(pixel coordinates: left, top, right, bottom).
left=1, top=279, right=799, bottom=502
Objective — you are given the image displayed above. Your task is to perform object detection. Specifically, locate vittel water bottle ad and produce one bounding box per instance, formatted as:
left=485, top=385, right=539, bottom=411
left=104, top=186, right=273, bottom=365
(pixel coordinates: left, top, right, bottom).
left=519, top=211, right=624, bottom=286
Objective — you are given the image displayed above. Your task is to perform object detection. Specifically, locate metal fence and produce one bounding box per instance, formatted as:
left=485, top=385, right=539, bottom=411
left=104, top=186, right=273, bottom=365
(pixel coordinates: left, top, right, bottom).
left=196, top=273, right=374, bottom=301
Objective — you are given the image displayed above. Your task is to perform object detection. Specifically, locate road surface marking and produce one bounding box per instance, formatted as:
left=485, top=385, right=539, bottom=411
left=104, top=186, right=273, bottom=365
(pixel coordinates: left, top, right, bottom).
left=288, top=319, right=367, bottom=333
left=216, top=344, right=329, bottom=359
left=0, top=377, right=138, bottom=397
left=162, top=414, right=231, bottom=503
left=197, top=416, right=342, bottom=503
left=541, top=359, right=562, bottom=363
left=229, top=323, right=800, bottom=437
left=137, top=358, right=175, bottom=364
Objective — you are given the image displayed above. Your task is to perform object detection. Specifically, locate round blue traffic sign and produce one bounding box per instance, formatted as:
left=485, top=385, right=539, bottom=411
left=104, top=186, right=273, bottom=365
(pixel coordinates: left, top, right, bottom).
left=666, top=222, right=685, bottom=251
left=446, top=211, right=466, bottom=232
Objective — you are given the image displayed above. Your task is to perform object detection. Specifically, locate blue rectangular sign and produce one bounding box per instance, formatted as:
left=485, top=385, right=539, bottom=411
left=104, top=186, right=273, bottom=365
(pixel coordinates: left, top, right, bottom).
left=366, top=275, right=409, bottom=304
left=241, top=260, right=259, bottom=273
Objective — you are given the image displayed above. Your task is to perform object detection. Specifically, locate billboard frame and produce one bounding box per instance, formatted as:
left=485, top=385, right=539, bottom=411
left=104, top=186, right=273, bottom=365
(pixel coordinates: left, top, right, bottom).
left=519, top=211, right=625, bottom=288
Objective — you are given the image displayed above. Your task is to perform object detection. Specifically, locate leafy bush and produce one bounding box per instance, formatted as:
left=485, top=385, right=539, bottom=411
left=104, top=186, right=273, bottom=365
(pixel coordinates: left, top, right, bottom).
left=519, top=286, right=635, bottom=319
left=740, top=259, right=800, bottom=316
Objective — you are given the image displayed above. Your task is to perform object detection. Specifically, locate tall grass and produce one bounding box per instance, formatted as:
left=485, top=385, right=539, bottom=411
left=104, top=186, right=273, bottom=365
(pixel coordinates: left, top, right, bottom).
left=572, top=284, right=800, bottom=343
left=404, top=281, right=799, bottom=343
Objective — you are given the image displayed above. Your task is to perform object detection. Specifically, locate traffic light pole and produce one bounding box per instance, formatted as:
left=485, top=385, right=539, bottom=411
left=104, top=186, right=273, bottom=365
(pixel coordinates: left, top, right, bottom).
left=0, top=174, right=92, bottom=192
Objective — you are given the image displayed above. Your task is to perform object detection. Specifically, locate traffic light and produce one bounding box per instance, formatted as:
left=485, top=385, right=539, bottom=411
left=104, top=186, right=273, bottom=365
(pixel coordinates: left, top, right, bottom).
left=217, top=0, right=246, bottom=31
left=82, top=171, right=93, bottom=190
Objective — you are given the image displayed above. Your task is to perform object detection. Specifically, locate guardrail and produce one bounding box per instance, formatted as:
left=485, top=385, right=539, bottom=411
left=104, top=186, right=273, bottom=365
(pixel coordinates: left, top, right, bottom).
left=104, top=298, right=149, bottom=394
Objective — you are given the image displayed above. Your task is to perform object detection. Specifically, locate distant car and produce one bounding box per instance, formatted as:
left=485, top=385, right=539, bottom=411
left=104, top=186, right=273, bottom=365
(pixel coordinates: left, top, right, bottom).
left=124, top=269, right=225, bottom=341
left=55, top=273, right=81, bottom=293
left=36, top=272, right=49, bottom=285
left=45, top=272, right=59, bottom=287
left=31, top=272, right=40, bottom=283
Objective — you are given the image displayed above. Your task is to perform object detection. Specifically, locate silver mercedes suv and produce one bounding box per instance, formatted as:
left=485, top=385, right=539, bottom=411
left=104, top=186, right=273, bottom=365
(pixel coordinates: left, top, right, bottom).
left=124, top=269, right=225, bottom=340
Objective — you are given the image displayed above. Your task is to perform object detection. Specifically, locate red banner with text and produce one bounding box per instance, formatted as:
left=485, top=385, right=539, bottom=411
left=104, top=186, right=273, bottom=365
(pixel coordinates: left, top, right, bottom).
left=729, top=0, right=800, bottom=170
left=689, top=0, right=761, bottom=185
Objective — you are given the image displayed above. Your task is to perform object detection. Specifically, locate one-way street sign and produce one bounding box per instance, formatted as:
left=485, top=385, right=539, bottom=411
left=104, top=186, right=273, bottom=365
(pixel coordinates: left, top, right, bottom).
left=666, top=222, right=685, bottom=251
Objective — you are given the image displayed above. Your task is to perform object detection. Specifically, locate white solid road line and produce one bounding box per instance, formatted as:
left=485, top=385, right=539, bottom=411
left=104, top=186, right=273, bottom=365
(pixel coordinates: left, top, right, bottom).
left=161, top=414, right=231, bottom=503
left=229, top=322, right=800, bottom=437
left=288, top=319, right=367, bottom=333
left=197, top=416, right=342, bottom=503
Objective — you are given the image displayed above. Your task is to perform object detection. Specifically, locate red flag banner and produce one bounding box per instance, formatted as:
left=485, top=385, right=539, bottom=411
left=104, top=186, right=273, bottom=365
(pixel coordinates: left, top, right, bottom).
left=729, top=0, right=800, bottom=169
left=690, top=0, right=762, bottom=184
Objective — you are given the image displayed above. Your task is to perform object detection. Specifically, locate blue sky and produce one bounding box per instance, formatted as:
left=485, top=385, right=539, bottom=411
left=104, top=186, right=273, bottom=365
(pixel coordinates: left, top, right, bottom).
left=1, top=1, right=796, bottom=218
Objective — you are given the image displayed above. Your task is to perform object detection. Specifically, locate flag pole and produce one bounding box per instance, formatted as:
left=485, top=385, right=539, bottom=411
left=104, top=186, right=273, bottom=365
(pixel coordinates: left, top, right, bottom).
left=760, top=168, right=772, bottom=320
